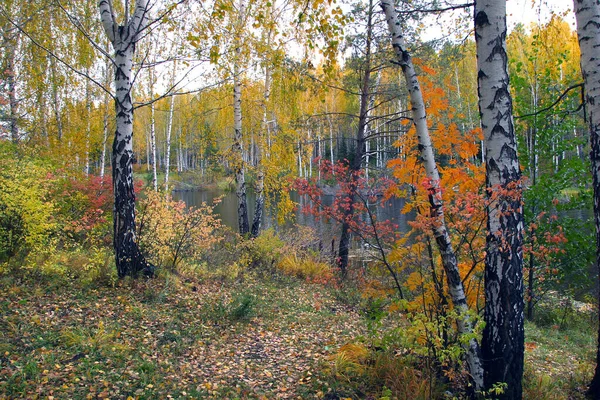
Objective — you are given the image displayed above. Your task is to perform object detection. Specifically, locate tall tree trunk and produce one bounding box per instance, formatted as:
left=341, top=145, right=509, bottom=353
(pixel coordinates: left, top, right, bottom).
left=337, top=0, right=374, bottom=277
left=233, top=0, right=249, bottom=235
left=85, top=75, right=91, bottom=176
left=251, top=58, right=272, bottom=238
left=381, top=0, right=484, bottom=390
left=4, top=33, right=19, bottom=143
left=100, top=49, right=111, bottom=181
left=164, top=80, right=175, bottom=195
left=474, top=1, right=524, bottom=397
left=149, top=69, right=158, bottom=191
left=573, top=0, right=600, bottom=396
left=149, top=103, right=157, bottom=186
left=49, top=57, right=63, bottom=142
left=99, top=0, right=154, bottom=278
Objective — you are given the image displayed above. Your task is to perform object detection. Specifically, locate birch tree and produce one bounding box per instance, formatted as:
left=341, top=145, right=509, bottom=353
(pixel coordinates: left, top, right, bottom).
left=0, top=4, right=20, bottom=143
left=232, top=0, right=250, bottom=235
left=380, top=0, right=483, bottom=390
left=474, top=1, right=524, bottom=397
left=573, top=0, right=600, bottom=396
left=99, top=0, right=154, bottom=278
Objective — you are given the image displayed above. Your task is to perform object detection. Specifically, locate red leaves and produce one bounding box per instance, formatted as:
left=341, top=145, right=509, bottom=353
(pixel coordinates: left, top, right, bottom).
left=293, top=159, right=400, bottom=245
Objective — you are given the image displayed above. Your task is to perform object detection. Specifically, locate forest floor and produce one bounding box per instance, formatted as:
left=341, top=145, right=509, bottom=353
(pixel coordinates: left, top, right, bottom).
left=0, top=272, right=596, bottom=399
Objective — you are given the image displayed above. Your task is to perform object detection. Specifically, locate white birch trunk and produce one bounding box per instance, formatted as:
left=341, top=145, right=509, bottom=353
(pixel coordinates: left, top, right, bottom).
left=251, top=56, right=272, bottom=237
left=85, top=76, right=91, bottom=176
left=475, top=1, right=524, bottom=396
left=573, top=0, right=600, bottom=395
left=233, top=0, right=250, bottom=235
left=148, top=68, right=158, bottom=191
left=99, top=0, right=154, bottom=278
left=381, top=0, right=483, bottom=390
left=164, top=76, right=176, bottom=195
left=99, top=51, right=111, bottom=181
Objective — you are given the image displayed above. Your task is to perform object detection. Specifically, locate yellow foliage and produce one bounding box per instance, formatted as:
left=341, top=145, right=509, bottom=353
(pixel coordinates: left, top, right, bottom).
left=277, top=253, right=332, bottom=280
left=137, top=191, right=224, bottom=271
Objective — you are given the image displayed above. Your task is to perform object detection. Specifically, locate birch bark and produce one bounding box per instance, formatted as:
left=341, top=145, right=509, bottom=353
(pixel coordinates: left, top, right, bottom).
left=100, top=54, right=111, bottom=181
left=381, top=0, right=484, bottom=390
left=474, top=1, right=524, bottom=397
left=233, top=0, right=249, bottom=235
left=251, top=58, right=271, bottom=238
left=573, top=0, right=600, bottom=396
left=149, top=68, right=157, bottom=191
left=164, top=62, right=176, bottom=196
left=99, top=0, right=154, bottom=278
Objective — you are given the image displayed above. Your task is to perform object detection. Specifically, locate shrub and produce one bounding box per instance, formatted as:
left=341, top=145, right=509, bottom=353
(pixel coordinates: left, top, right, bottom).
left=278, top=253, right=333, bottom=281
left=50, top=174, right=114, bottom=247
left=244, top=229, right=285, bottom=270
left=137, top=191, right=224, bottom=272
left=0, top=144, right=57, bottom=263
left=327, top=342, right=444, bottom=399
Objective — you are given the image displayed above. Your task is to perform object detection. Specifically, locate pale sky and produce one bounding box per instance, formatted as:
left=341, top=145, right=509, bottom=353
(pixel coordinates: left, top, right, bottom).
left=420, top=0, right=576, bottom=42
left=507, top=0, right=575, bottom=31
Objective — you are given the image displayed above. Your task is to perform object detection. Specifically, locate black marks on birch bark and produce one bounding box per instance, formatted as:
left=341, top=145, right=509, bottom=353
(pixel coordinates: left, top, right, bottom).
left=474, top=11, right=490, bottom=29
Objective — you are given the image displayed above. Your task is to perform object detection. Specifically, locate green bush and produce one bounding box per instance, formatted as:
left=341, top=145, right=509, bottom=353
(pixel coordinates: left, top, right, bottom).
left=0, top=144, right=57, bottom=264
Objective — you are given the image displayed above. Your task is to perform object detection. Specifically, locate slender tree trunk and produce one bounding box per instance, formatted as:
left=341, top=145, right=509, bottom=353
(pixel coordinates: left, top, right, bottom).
left=475, top=1, right=524, bottom=397
left=100, top=101, right=109, bottom=180
left=100, top=51, right=111, bottom=181
left=233, top=0, right=249, bottom=235
left=99, top=0, right=154, bottom=278
left=573, top=0, right=600, bottom=396
left=85, top=76, right=91, bottom=176
left=337, top=0, right=374, bottom=277
left=381, top=0, right=484, bottom=390
left=148, top=69, right=158, bottom=191
left=164, top=85, right=175, bottom=195
left=252, top=58, right=272, bottom=237
left=5, top=34, right=19, bottom=143
left=149, top=102, right=158, bottom=190
left=49, top=57, right=63, bottom=142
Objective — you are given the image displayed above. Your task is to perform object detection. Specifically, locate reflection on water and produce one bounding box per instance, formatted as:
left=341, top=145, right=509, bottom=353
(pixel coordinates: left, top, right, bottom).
left=172, top=189, right=415, bottom=246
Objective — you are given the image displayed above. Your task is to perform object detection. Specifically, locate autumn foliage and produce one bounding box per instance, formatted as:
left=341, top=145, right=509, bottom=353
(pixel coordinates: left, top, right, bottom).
left=137, top=191, right=224, bottom=271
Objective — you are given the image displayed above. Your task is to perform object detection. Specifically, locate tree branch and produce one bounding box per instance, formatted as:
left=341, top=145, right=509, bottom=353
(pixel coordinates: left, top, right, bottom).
left=0, top=7, right=114, bottom=99
left=396, top=2, right=474, bottom=14
left=98, top=0, right=117, bottom=43
left=515, top=83, right=584, bottom=119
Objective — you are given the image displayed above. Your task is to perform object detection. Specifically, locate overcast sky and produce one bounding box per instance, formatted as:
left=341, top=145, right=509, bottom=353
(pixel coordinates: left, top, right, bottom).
left=508, top=0, right=575, bottom=30
left=420, top=0, right=576, bottom=42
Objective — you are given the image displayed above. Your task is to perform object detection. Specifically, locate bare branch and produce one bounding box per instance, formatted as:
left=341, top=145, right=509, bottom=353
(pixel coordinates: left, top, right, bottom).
left=396, top=2, right=474, bottom=15
left=515, top=83, right=584, bottom=119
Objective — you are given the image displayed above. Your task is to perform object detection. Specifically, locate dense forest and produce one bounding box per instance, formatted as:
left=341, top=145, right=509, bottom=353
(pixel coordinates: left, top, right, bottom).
left=1, top=0, right=600, bottom=398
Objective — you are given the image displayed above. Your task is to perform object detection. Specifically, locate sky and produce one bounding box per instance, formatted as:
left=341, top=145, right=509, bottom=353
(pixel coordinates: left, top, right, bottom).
left=508, top=0, right=575, bottom=30
left=421, top=0, right=576, bottom=42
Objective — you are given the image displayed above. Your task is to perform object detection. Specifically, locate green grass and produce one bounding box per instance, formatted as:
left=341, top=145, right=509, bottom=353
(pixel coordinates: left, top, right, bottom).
left=0, top=273, right=364, bottom=399
left=0, top=269, right=596, bottom=399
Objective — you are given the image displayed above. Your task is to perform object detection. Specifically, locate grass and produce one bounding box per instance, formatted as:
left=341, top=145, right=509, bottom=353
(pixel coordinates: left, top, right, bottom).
left=0, top=273, right=365, bottom=399
left=522, top=300, right=597, bottom=399
left=0, top=269, right=597, bottom=399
